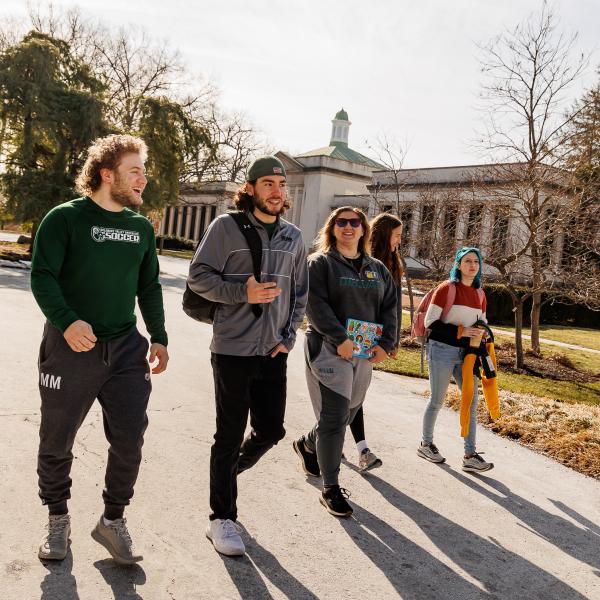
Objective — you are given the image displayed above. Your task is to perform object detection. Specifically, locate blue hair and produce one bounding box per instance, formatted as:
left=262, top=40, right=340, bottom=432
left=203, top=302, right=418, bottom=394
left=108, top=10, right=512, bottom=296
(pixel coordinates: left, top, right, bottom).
left=449, top=246, right=483, bottom=288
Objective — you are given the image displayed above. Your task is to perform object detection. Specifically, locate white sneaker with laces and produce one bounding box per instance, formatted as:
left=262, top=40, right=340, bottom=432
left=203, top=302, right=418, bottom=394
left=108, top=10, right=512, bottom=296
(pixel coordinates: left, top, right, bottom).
left=206, top=519, right=245, bottom=556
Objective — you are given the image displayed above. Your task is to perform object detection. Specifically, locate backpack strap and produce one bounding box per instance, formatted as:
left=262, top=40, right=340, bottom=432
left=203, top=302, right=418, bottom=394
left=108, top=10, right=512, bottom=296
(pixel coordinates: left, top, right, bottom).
left=440, top=281, right=456, bottom=321
left=228, top=211, right=263, bottom=319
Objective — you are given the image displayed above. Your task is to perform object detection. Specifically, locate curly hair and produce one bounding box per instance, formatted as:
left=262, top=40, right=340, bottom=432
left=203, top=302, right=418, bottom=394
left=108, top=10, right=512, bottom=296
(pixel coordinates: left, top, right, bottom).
left=314, top=206, right=371, bottom=255
left=370, top=213, right=403, bottom=285
left=233, top=181, right=291, bottom=213
left=75, top=134, right=148, bottom=196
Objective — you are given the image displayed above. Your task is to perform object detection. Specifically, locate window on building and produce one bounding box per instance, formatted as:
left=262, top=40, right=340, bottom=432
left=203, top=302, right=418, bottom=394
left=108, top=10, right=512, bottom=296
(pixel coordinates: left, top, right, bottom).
left=419, top=204, right=435, bottom=259
left=490, top=212, right=509, bottom=257
left=465, top=204, right=483, bottom=245
left=441, top=205, right=458, bottom=249
left=382, top=204, right=393, bottom=213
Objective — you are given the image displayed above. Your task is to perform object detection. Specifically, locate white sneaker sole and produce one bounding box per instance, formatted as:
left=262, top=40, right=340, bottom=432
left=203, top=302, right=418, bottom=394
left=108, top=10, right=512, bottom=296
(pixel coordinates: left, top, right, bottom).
left=205, top=529, right=245, bottom=556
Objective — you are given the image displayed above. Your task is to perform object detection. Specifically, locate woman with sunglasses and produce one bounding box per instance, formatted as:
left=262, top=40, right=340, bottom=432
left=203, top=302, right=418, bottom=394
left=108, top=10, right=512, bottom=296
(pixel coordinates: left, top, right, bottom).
left=292, top=207, right=397, bottom=517
left=347, top=213, right=404, bottom=472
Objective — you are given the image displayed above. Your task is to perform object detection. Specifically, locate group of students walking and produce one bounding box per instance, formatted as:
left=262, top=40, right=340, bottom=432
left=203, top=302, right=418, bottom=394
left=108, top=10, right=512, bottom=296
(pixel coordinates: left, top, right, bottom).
left=30, top=135, right=495, bottom=563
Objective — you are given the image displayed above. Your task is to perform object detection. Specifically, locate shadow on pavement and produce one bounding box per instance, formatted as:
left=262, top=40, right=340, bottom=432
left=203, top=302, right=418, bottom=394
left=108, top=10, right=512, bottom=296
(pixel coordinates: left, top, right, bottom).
left=40, top=550, right=79, bottom=600
left=93, top=559, right=146, bottom=600
left=361, top=471, right=588, bottom=599
left=444, top=470, right=600, bottom=571
left=0, top=266, right=31, bottom=291
left=219, top=526, right=318, bottom=600
left=304, top=476, right=483, bottom=598
left=158, top=272, right=186, bottom=293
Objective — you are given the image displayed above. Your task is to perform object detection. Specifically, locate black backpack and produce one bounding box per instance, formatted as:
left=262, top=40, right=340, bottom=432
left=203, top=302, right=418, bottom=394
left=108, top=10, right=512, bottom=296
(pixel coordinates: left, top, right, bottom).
left=182, top=211, right=263, bottom=324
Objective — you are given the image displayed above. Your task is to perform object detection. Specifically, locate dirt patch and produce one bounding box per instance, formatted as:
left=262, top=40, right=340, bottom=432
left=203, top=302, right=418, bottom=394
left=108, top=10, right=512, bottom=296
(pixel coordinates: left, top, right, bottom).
left=443, top=389, right=600, bottom=479
left=0, top=241, right=31, bottom=261
left=494, top=340, right=599, bottom=383
left=402, top=330, right=599, bottom=384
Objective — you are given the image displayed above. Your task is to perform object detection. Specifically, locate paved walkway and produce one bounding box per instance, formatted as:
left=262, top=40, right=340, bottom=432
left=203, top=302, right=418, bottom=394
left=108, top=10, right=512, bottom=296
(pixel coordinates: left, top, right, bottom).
left=1, top=260, right=600, bottom=599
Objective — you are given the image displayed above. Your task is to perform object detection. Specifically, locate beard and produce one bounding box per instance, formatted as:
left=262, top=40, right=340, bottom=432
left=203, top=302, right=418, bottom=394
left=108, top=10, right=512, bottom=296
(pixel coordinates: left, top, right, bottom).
left=110, top=173, right=142, bottom=208
left=252, top=193, right=285, bottom=216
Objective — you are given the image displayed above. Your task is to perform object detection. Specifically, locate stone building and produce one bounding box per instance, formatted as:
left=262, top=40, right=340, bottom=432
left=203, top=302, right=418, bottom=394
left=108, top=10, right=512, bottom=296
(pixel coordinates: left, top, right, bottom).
left=157, top=109, right=382, bottom=247
left=362, top=163, right=571, bottom=279
left=157, top=181, right=237, bottom=242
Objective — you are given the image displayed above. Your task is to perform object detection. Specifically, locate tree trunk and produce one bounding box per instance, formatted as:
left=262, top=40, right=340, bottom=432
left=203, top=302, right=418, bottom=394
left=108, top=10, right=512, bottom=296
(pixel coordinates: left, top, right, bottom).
left=530, top=291, right=542, bottom=353
left=514, top=298, right=524, bottom=369
left=29, top=221, right=39, bottom=255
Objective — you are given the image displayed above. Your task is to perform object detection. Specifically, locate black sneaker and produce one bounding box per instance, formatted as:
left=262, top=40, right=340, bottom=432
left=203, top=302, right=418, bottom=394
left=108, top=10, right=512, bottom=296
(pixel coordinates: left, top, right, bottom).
left=320, top=485, right=353, bottom=517
left=293, top=436, right=320, bottom=477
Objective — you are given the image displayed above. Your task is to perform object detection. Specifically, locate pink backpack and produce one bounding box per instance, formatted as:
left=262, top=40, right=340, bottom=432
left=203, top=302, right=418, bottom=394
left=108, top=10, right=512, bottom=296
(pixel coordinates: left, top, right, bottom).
left=411, top=282, right=484, bottom=342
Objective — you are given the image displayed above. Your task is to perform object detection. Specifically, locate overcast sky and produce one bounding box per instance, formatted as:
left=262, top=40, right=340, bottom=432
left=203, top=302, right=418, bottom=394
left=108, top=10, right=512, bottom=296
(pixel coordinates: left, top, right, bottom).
left=4, top=0, right=599, bottom=168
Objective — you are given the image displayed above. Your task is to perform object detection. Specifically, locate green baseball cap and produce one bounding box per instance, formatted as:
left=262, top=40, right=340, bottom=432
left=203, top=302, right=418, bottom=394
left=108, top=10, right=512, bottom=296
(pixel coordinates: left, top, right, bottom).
left=246, top=156, right=286, bottom=182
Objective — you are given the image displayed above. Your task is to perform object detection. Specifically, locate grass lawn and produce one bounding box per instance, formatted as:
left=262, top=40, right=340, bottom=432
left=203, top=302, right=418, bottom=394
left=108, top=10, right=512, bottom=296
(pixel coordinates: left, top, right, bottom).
left=490, top=323, right=600, bottom=351
left=400, top=309, right=600, bottom=351
left=376, top=345, right=600, bottom=407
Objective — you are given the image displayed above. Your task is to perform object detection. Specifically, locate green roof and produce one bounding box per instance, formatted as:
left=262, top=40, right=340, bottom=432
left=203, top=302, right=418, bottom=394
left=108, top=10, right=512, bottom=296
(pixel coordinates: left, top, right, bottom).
left=334, top=108, right=348, bottom=121
left=296, top=144, right=383, bottom=169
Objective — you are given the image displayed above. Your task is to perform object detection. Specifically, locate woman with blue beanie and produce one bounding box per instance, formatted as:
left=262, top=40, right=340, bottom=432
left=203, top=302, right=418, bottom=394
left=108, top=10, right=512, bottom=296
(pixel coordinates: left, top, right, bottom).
left=417, top=247, right=494, bottom=472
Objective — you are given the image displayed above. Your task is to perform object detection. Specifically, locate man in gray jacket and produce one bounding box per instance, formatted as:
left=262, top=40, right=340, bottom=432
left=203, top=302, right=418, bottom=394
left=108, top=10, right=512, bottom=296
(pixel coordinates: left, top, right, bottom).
left=187, top=156, right=308, bottom=556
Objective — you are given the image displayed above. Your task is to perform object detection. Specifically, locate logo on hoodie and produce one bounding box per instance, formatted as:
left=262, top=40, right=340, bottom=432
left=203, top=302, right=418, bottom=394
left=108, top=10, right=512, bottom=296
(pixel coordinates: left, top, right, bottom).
left=91, top=226, right=140, bottom=244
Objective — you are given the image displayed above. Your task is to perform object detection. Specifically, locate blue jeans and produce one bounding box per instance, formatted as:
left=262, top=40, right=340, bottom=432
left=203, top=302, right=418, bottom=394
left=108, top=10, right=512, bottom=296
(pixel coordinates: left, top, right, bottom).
left=422, top=340, right=479, bottom=455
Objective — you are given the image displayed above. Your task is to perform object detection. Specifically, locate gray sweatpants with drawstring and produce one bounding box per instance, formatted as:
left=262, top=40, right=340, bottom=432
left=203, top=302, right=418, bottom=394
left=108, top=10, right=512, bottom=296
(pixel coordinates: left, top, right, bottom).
left=304, top=333, right=373, bottom=486
left=37, top=322, right=151, bottom=519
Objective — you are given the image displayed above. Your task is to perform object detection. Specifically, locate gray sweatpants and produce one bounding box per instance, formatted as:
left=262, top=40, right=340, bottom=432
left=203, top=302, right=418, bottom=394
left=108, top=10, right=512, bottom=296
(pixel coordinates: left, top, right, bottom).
left=37, top=322, right=151, bottom=518
left=304, top=333, right=373, bottom=486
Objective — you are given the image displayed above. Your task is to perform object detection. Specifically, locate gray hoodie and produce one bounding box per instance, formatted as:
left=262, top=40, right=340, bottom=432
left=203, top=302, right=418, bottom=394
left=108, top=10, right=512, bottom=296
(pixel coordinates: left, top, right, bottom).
left=187, top=211, right=308, bottom=356
left=306, top=249, right=398, bottom=354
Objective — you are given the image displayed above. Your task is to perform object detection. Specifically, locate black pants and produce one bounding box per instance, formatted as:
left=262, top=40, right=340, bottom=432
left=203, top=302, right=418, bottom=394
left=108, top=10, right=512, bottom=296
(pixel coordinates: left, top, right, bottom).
left=37, top=323, right=151, bottom=519
left=349, top=406, right=366, bottom=444
left=210, top=352, right=287, bottom=521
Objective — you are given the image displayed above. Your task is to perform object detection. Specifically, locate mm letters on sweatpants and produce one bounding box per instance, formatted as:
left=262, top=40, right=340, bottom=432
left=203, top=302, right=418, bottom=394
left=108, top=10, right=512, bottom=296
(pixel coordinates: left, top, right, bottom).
left=37, top=322, right=151, bottom=518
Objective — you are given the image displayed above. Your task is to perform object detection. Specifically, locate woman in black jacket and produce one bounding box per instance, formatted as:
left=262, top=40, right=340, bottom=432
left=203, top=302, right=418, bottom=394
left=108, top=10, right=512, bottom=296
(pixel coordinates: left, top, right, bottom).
left=347, top=213, right=404, bottom=472
left=292, top=207, right=397, bottom=517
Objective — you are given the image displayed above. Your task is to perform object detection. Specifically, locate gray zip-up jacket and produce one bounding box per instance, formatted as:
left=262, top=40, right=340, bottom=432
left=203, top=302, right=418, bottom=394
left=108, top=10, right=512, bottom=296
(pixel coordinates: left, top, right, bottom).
left=306, top=249, right=398, bottom=354
left=187, top=211, right=308, bottom=356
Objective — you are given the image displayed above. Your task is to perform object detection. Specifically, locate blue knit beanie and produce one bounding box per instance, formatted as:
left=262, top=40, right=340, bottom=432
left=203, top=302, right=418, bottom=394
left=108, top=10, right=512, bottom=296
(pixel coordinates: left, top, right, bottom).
left=449, top=246, right=483, bottom=288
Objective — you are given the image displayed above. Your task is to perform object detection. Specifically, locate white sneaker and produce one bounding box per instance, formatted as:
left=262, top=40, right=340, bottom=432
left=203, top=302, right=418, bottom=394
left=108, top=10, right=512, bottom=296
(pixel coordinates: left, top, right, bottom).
left=206, top=519, right=245, bottom=556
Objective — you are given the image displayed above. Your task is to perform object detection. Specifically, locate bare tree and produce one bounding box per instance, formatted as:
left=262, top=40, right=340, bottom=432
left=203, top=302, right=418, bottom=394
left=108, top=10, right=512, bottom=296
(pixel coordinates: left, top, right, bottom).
left=477, top=2, right=589, bottom=364
left=183, top=102, right=270, bottom=184
left=365, top=136, right=418, bottom=321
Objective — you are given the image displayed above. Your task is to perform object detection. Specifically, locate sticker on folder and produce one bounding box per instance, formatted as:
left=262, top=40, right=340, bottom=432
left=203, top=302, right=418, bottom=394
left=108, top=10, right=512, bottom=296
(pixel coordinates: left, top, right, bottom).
left=345, top=318, right=383, bottom=359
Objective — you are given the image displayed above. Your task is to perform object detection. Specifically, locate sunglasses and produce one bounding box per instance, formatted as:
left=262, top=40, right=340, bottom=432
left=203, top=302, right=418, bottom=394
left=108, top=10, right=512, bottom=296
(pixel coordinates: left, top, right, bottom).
left=335, top=217, right=362, bottom=228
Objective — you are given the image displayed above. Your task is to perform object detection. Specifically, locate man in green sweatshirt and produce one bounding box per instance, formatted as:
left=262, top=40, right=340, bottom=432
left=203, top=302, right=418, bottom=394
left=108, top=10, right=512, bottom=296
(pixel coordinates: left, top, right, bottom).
left=31, top=134, right=169, bottom=565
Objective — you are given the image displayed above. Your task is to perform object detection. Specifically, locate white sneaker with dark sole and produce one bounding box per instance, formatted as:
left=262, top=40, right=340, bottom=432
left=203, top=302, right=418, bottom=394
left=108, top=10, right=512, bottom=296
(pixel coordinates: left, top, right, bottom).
left=417, top=442, right=446, bottom=464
